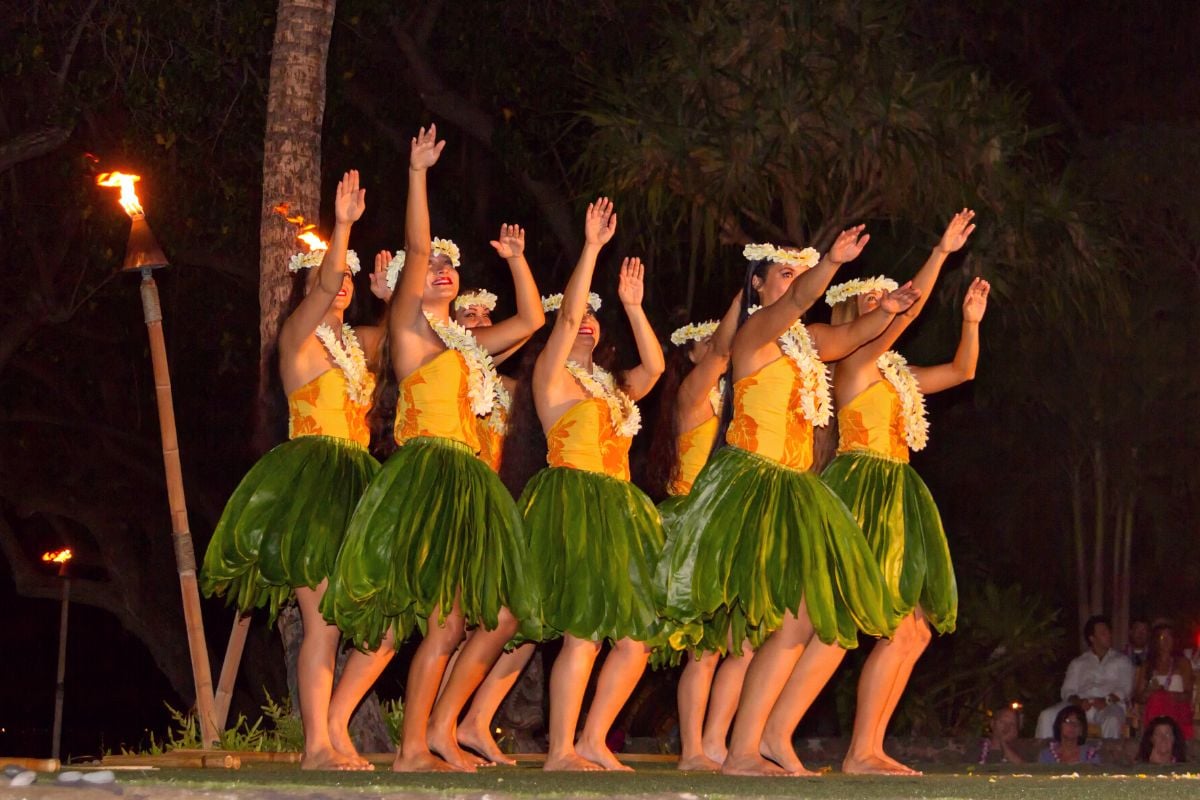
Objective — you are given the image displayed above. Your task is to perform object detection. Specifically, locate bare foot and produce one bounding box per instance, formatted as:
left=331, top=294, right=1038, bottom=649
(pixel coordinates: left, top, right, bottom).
left=301, top=747, right=359, bottom=771
left=758, top=738, right=818, bottom=776
left=721, top=753, right=790, bottom=776
left=701, top=739, right=728, bottom=765
left=328, top=726, right=373, bottom=769
left=677, top=753, right=722, bottom=771
left=458, top=726, right=517, bottom=767
left=876, top=751, right=922, bottom=775
left=842, top=753, right=912, bottom=775
left=393, top=749, right=462, bottom=773
left=426, top=731, right=481, bottom=773
left=544, top=751, right=603, bottom=771
left=575, top=738, right=632, bottom=771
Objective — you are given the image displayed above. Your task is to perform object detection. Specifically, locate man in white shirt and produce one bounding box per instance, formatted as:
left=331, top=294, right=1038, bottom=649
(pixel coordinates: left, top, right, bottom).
left=1036, top=615, right=1135, bottom=739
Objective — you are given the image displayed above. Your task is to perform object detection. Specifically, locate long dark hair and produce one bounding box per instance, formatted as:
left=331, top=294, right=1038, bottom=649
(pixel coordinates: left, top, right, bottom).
left=367, top=318, right=400, bottom=459
left=1137, top=716, right=1186, bottom=763
left=253, top=270, right=309, bottom=453
left=644, top=343, right=693, bottom=500
left=499, top=311, right=618, bottom=497
left=1051, top=705, right=1088, bottom=745
left=709, top=258, right=771, bottom=460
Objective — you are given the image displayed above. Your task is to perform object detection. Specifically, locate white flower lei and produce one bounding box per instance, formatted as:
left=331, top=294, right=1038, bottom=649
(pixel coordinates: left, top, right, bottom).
left=487, top=379, right=512, bottom=433
left=876, top=351, right=929, bottom=450
left=314, top=323, right=373, bottom=405
left=565, top=361, right=641, bottom=438
left=422, top=311, right=499, bottom=417
left=288, top=249, right=361, bottom=274
left=384, top=237, right=461, bottom=291
left=743, top=243, right=821, bottom=269
left=454, top=289, right=498, bottom=311
left=670, top=319, right=719, bottom=346
left=541, top=292, right=602, bottom=313
left=746, top=305, right=832, bottom=426
left=824, top=276, right=899, bottom=307
left=709, top=377, right=726, bottom=417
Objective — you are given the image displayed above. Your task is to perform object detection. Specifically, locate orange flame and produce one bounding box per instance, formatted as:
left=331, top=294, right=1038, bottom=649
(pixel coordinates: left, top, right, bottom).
left=96, top=172, right=144, bottom=217
left=41, top=548, right=73, bottom=564
left=297, top=231, right=328, bottom=251
left=273, top=203, right=327, bottom=251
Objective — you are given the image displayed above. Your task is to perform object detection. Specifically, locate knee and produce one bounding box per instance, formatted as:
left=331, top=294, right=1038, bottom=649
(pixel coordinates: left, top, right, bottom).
left=614, top=637, right=649, bottom=658
left=431, top=612, right=467, bottom=648
left=494, top=607, right=519, bottom=637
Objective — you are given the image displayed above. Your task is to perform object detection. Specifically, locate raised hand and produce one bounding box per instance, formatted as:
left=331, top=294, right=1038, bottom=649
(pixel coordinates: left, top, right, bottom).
left=584, top=197, right=618, bottom=246
left=879, top=281, right=921, bottom=314
left=827, top=224, right=870, bottom=265
left=618, top=257, right=646, bottom=306
left=489, top=224, right=526, bottom=259
left=937, top=208, right=977, bottom=254
left=409, top=124, right=445, bottom=172
left=369, top=250, right=393, bottom=299
left=962, top=277, right=990, bottom=323
left=334, top=170, right=366, bottom=224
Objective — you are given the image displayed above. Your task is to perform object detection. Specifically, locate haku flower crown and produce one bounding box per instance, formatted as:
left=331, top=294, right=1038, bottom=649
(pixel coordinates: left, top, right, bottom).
left=288, top=249, right=361, bottom=274
left=542, top=292, right=602, bottom=313
left=385, top=237, right=461, bottom=291
left=825, top=276, right=899, bottom=307
left=743, top=243, right=820, bottom=269
left=670, top=320, right=719, bottom=346
left=454, top=289, right=498, bottom=311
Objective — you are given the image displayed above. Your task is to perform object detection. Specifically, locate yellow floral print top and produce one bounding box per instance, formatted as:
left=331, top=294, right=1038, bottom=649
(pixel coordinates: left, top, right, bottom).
left=836, top=380, right=909, bottom=462
left=725, top=357, right=814, bottom=470
left=546, top=398, right=632, bottom=480
left=669, top=415, right=718, bottom=496
left=476, top=406, right=507, bottom=473
left=287, top=369, right=373, bottom=447
left=394, top=349, right=481, bottom=451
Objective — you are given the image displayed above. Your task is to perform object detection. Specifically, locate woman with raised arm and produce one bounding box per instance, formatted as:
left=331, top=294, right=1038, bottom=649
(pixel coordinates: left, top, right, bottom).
left=202, top=172, right=382, bottom=770
left=808, top=212, right=982, bottom=776
left=321, top=127, right=545, bottom=773
left=499, top=199, right=667, bottom=771
left=646, top=295, right=756, bottom=771
left=658, top=231, right=920, bottom=776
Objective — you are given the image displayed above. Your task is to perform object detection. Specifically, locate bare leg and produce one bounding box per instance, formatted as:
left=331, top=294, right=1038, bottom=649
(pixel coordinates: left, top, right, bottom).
left=868, top=612, right=930, bottom=773
left=676, top=651, right=720, bottom=771
left=393, top=603, right=467, bottom=772
left=437, top=630, right=470, bottom=698
left=458, top=643, right=536, bottom=766
left=295, top=583, right=361, bottom=770
left=543, top=634, right=602, bottom=771
left=427, top=608, right=518, bottom=770
left=721, top=606, right=813, bottom=776
left=576, top=638, right=650, bottom=771
left=760, top=638, right=846, bottom=775
left=701, top=641, right=755, bottom=764
left=328, top=628, right=395, bottom=768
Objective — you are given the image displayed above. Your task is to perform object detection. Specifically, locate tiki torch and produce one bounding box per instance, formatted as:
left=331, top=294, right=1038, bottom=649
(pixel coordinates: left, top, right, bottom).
left=41, top=548, right=72, bottom=759
left=95, top=173, right=219, bottom=747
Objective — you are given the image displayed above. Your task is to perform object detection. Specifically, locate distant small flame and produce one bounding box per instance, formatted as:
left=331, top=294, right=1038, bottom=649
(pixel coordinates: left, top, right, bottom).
left=274, top=203, right=327, bottom=251
left=96, top=172, right=144, bottom=217
left=1011, top=701, right=1022, bottom=710
left=42, top=548, right=73, bottom=564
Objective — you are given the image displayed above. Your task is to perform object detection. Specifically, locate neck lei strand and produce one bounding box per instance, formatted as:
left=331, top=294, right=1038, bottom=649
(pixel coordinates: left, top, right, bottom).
left=423, top=311, right=500, bottom=417
left=314, top=323, right=374, bottom=405
left=746, top=305, right=832, bottom=426
left=876, top=350, right=929, bottom=450
left=564, top=361, right=642, bottom=438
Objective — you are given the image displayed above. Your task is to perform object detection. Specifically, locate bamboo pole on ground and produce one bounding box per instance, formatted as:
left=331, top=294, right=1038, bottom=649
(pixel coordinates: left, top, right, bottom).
left=213, top=614, right=252, bottom=730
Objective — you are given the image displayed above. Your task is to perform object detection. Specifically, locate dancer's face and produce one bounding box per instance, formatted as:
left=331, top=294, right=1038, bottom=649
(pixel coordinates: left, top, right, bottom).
left=306, top=267, right=354, bottom=312
left=455, top=304, right=493, bottom=328
left=575, top=310, right=601, bottom=351
left=423, top=254, right=459, bottom=303
left=855, top=289, right=883, bottom=316
left=753, top=262, right=803, bottom=307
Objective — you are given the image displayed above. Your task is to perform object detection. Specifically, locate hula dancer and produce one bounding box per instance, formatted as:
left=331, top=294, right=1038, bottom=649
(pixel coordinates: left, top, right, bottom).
left=647, top=295, right=755, bottom=771
left=201, top=171, right=382, bottom=770
left=321, top=126, right=545, bottom=773
left=501, top=199, right=667, bottom=771
left=658, top=229, right=920, bottom=776
left=820, top=211, right=985, bottom=775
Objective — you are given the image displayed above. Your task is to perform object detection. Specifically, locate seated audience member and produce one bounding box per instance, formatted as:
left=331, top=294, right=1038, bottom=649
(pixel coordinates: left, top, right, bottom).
left=1138, top=715, right=1187, bottom=765
left=1036, top=615, right=1134, bottom=739
left=1039, top=705, right=1101, bottom=765
left=1134, top=623, right=1195, bottom=740
left=978, top=706, right=1027, bottom=764
left=1125, top=619, right=1150, bottom=667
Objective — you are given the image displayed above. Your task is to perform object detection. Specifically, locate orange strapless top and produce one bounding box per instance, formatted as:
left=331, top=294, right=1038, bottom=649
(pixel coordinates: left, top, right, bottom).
left=836, top=380, right=909, bottom=462
left=725, top=357, right=814, bottom=470
left=394, top=349, right=481, bottom=451
left=287, top=369, right=372, bottom=447
left=476, top=405, right=508, bottom=473
left=546, top=397, right=632, bottom=480
left=669, top=415, right=718, bottom=495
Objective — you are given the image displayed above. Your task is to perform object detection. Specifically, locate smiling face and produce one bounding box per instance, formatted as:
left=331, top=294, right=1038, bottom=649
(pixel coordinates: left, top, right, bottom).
left=575, top=309, right=602, bottom=350
left=751, top=261, right=804, bottom=307
left=305, top=266, right=354, bottom=311
left=423, top=253, right=459, bottom=304
left=454, top=304, right=493, bottom=329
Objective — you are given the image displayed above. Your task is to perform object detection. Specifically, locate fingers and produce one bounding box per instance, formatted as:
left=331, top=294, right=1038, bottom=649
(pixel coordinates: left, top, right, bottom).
left=376, top=250, right=392, bottom=270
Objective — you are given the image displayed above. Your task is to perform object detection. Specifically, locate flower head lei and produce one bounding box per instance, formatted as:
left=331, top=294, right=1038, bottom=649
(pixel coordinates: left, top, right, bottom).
left=541, top=292, right=602, bottom=313
left=314, top=324, right=375, bottom=405
left=746, top=305, right=832, bottom=426
left=384, top=237, right=462, bottom=291
left=670, top=320, right=719, bottom=347
left=876, top=351, right=929, bottom=450
left=565, top=361, right=641, bottom=438
left=824, top=276, right=899, bottom=307
left=743, top=243, right=821, bottom=269
left=422, top=311, right=500, bottom=418
left=288, top=249, right=362, bottom=275
left=454, top=289, right=498, bottom=312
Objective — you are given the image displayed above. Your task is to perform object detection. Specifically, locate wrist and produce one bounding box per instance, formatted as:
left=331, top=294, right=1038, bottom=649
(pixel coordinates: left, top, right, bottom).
left=408, top=165, right=427, bottom=174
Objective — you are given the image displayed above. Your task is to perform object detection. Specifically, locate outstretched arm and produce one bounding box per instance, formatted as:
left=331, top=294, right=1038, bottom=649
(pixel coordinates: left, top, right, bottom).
left=390, top=125, right=445, bottom=332
left=474, top=224, right=546, bottom=354
left=809, top=283, right=921, bottom=361
left=677, top=291, right=741, bottom=416
left=280, top=170, right=365, bottom=349
left=535, top=198, right=617, bottom=379
left=909, top=278, right=989, bottom=394
left=617, top=257, right=665, bottom=400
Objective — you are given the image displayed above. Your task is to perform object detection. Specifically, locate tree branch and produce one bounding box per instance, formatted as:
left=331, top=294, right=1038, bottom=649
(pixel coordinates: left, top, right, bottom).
left=0, top=126, right=74, bottom=175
